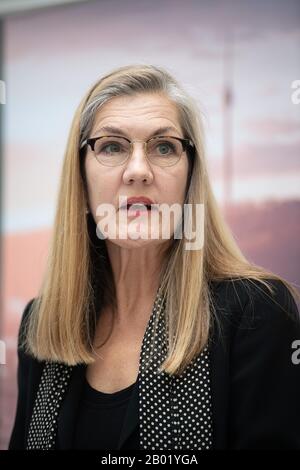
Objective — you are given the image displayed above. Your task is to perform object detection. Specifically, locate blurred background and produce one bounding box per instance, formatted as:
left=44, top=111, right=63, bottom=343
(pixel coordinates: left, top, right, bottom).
left=0, top=0, right=299, bottom=450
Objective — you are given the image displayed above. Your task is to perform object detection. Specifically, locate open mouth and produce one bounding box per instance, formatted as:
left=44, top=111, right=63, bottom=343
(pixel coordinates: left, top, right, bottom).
left=121, top=203, right=153, bottom=210
left=120, top=203, right=156, bottom=217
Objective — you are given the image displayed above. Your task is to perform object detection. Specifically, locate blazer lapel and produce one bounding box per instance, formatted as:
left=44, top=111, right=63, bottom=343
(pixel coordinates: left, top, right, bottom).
left=26, top=361, right=74, bottom=449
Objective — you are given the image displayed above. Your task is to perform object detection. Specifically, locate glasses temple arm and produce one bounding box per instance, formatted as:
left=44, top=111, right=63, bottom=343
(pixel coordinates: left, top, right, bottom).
left=80, top=139, right=88, bottom=150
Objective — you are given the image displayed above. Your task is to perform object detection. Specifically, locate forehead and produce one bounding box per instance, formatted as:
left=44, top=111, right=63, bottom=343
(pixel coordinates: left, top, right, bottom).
left=90, top=93, right=182, bottom=136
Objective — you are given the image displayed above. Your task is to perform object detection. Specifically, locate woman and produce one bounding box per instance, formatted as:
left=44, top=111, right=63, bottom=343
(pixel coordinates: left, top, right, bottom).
left=8, top=64, right=300, bottom=450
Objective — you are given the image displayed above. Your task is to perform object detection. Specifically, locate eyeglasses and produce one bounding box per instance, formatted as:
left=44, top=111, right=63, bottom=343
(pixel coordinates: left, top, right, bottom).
left=80, top=135, right=195, bottom=167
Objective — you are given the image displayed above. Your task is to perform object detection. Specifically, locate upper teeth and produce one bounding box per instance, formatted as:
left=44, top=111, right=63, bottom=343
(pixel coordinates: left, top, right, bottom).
left=128, top=203, right=149, bottom=208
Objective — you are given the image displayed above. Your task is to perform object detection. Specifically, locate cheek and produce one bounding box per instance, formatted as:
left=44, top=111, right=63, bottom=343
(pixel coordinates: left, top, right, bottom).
left=85, top=157, right=118, bottom=204
left=160, top=159, right=189, bottom=203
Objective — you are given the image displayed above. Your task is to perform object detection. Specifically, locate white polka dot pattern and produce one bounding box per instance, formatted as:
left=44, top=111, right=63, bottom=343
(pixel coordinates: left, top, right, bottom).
left=26, top=286, right=213, bottom=450
left=26, top=363, right=74, bottom=449
left=139, top=287, right=213, bottom=450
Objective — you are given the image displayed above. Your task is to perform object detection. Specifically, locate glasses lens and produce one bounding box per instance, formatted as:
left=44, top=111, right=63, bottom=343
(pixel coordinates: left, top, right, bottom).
left=93, top=136, right=130, bottom=166
left=146, top=137, right=182, bottom=166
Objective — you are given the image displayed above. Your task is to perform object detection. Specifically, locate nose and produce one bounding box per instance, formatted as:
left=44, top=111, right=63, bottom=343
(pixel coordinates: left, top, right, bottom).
left=122, top=141, right=154, bottom=185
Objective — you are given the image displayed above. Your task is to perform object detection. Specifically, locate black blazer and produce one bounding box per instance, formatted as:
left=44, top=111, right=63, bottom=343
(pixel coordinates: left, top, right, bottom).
left=8, top=278, right=300, bottom=450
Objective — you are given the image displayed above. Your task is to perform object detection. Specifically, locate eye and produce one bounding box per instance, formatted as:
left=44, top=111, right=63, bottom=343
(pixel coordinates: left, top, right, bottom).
left=94, top=137, right=129, bottom=156
left=156, top=142, right=175, bottom=155
left=102, top=142, right=122, bottom=153
left=158, top=143, right=170, bottom=154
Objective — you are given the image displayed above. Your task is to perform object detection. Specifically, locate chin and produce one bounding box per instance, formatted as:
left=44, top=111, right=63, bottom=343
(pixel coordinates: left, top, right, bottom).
left=106, top=234, right=169, bottom=250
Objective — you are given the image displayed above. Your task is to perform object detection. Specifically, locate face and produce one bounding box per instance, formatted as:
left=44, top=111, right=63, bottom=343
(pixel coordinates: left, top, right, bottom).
left=84, top=92, right=190, bottom=250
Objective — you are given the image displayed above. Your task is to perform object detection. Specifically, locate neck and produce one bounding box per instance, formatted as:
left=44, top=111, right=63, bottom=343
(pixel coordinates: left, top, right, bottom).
left=104, top=241, right=167, bottom=327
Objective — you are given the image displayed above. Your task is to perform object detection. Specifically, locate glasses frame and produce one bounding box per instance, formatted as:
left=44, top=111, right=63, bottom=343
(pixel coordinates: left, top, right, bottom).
left=80, top=134, right=195, bottom=167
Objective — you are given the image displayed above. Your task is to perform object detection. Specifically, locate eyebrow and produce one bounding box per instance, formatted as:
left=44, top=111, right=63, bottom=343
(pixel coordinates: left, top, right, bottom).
left=92, top=125, right=181, bottom=138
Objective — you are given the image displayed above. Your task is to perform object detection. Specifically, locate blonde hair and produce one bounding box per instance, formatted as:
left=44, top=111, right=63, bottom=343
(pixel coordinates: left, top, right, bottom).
left=24, top=64, right=300, bottom=375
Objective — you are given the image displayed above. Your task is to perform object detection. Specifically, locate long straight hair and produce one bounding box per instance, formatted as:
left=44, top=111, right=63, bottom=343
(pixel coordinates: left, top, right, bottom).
left=24, top=64, right=300, bottom=376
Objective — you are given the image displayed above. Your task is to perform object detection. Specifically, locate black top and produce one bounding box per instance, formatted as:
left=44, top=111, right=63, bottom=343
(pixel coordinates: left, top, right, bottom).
left=73, top=377, right=140, bottom=450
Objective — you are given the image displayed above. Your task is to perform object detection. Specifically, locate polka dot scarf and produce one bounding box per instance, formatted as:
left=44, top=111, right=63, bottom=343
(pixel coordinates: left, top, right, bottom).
left=27, top=286, right=213, bottom=450
left=139, top=287, right=213, bottom=450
